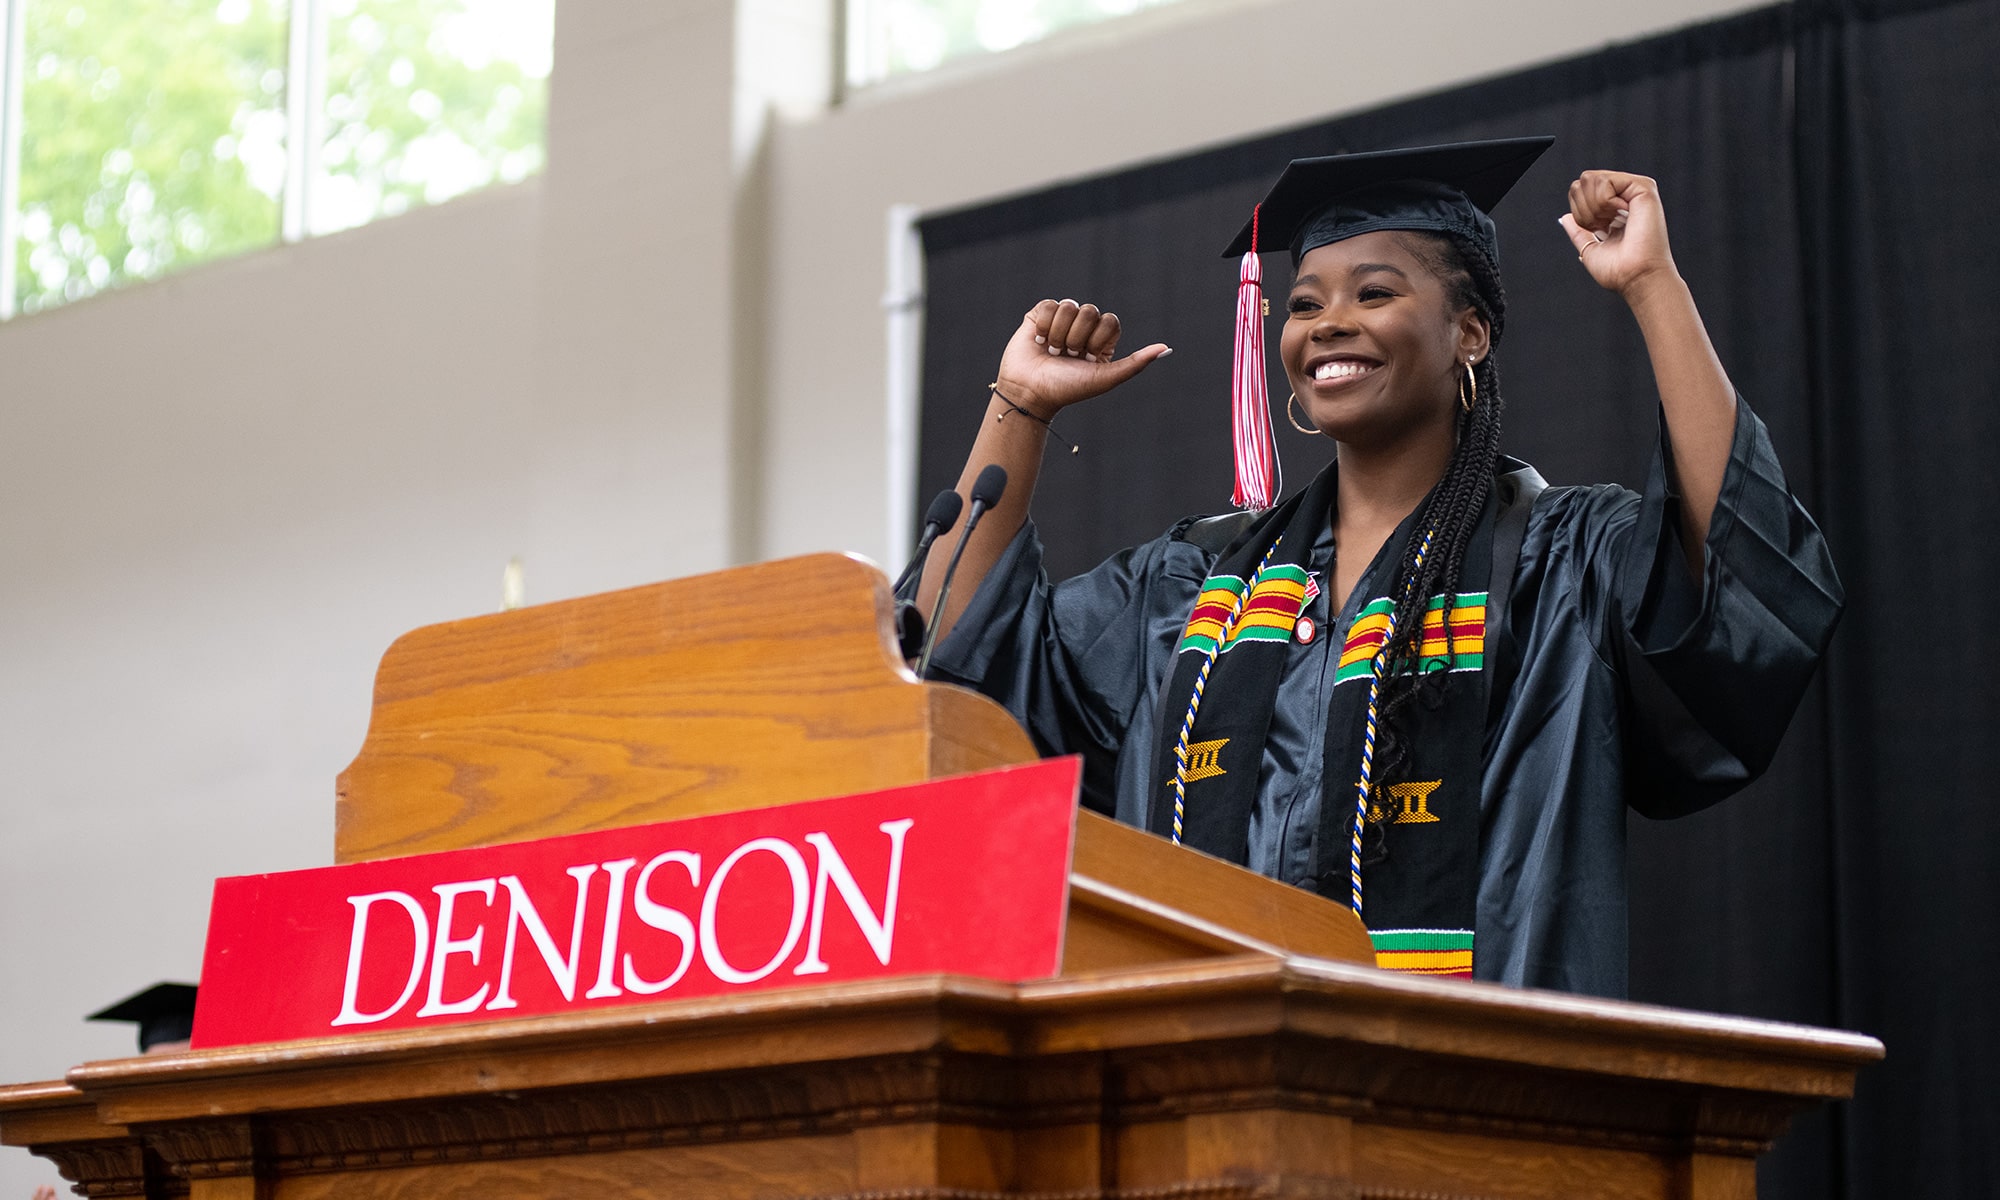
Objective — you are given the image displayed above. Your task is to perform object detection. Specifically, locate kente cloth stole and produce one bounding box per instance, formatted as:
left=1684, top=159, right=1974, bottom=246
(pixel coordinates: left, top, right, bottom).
left=1149, top=463, right=1506, bottom=980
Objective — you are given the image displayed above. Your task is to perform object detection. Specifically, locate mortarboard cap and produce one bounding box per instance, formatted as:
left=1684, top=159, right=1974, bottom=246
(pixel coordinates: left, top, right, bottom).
left=1222, top=136, right=1555, bottom=265
left=88, top=982, right=197, bottom=1053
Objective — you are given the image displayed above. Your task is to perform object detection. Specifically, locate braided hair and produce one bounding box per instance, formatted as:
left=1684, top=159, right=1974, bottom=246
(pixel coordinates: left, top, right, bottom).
left=1357, top=232, right=1509, bottom=862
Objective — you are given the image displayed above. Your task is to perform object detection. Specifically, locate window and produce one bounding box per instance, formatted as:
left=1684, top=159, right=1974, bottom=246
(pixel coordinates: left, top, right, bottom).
left=9, top=0, right=288, bottom=314
left=846, top=0, right=1190, bottom=85
left=0, top=0, right=551, bottom=318
left=312, top=0, right=550, bottom=234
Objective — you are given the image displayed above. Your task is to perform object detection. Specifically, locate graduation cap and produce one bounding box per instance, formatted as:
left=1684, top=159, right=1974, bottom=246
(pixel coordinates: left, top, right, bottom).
left=1223, top=136, right=1554, bottom=263
left=1219, top=137, right=1555, bottom=511
left=89, top=982, right=197, bottom=1053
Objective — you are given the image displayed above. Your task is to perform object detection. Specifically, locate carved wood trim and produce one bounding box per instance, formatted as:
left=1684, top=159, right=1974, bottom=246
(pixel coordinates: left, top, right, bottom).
left=34, top=1140, right=145, bottom=1197
left=136, top=1051, right=1108, bottom=1178
left=111, top=1037, right=1777, bottom=1187
left=139, top=1120, right=256, bottom=1181
left=30, top=1138, right=186, bottom=1198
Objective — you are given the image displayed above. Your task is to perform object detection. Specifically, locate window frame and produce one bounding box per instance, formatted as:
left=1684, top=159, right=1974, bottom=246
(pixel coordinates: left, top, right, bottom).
left=282, top=0, right=325, bottom=241
left=1, top=0, right=27, bottom=319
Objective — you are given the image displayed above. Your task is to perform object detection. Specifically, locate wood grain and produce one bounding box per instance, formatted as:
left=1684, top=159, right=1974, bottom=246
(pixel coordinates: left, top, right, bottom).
left=188, top=1179, right=264, bottom=1200
left=267, top=1138, right=857, bottom=1200
left=0, top=1080, right=118, bottom=1144
left=1677, top=1153, right=1756, bottom=1200
left=1070, top=810, right=1374, bottom=966
left=1353, top=1122, right=1670, bottom=1200
left=334, top=553, right=1036, bottom=863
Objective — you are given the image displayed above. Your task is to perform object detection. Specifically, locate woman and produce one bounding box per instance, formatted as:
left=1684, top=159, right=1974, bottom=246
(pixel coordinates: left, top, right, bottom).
left=915, top=139, right=1840, bottom=998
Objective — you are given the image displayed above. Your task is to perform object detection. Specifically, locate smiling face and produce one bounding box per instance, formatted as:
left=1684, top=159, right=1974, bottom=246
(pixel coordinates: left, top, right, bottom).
left=1280, top=230, right=1490, bottom=451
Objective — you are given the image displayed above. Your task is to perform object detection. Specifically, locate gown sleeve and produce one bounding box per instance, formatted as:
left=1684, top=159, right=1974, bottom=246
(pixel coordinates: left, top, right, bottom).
left=1570, top=396, right=1843, bottom=818
left=926, top=518, right=1208, bottom=812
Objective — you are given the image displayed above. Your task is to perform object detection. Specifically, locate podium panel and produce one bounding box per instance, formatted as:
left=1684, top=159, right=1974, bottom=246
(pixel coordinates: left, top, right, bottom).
left=335, top=554, right=1035, bottom=863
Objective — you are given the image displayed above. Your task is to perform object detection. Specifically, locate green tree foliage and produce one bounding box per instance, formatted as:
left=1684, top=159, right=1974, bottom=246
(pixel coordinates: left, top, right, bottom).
left=10, top=0, right=550, bottom=313
left=14, top=0, right=287, bottom=313
left=316, top=0, right=547, bottom=231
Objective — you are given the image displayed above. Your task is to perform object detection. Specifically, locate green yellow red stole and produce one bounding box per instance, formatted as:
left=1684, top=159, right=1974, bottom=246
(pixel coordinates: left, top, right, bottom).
left=1150, top=462, right=1540, bottom=979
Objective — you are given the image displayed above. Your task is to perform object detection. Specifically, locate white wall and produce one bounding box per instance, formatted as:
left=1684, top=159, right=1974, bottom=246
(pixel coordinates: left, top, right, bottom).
left=0, top=182, right=544, bottom=1127
left=0, top=0, right=1759, bottom=1190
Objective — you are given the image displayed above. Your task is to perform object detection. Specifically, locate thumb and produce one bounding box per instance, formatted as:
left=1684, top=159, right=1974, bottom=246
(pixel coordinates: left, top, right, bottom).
left=1099, top=342, right=1173, bottom=387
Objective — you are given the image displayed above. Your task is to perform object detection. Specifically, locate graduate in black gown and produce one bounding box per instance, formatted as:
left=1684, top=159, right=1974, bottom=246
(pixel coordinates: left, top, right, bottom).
left=916, top=139, right=1840, bottom=998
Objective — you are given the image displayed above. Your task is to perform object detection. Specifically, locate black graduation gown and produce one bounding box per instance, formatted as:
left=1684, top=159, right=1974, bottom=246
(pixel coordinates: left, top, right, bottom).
left=930, top=397, right=1842, bottom=998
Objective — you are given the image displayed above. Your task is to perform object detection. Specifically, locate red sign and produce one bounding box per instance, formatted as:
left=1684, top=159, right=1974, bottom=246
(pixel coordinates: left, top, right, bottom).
left=192, top=759, right=1081, bottom=1048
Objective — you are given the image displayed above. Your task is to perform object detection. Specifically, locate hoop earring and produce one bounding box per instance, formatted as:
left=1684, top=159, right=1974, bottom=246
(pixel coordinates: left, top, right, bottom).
left=1459, top=359, right=1479, bottom=414
left=1286, top=392, right=1323, bottom=436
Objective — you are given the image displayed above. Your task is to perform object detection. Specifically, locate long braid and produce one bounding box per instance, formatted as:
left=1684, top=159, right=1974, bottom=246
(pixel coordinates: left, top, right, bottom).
left=1357, top=234, right=1508, bottom=862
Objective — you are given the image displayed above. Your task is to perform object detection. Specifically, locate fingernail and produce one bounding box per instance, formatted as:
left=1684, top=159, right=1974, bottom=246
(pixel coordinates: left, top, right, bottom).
left=1048, top=346, right=1061, bottom=356
left=1034, top=335, right=1046, bottom=345
left=1159, top=347, right=1175, bottom=358
left=1066, top=348, right=1079, bottom=357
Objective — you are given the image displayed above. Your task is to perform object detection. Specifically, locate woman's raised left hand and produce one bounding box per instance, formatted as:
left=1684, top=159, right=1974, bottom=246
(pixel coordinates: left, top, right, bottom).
left=1558, top=170, right=1681, bottom=302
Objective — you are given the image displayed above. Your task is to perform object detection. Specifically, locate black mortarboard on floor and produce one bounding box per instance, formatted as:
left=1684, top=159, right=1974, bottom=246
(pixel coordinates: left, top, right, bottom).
left=89, top=982, right=198, bottom=1052
left=1218, top=137, right=1555, bottom=511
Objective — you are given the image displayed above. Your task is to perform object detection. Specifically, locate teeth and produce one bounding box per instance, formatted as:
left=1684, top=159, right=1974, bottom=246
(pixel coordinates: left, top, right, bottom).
left=1314, top=360, right=1375, bottom=381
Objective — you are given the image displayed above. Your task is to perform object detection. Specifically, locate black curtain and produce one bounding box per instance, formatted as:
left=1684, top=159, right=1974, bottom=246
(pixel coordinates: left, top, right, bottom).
left=913, top=2, right=2000, bottom=1196
left=1793, top=0, right=2000, bottom=1192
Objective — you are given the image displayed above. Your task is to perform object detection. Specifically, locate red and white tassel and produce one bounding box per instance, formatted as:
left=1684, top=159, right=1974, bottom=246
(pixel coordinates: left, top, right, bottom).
left=1231, top=204, right=1280, bottom=510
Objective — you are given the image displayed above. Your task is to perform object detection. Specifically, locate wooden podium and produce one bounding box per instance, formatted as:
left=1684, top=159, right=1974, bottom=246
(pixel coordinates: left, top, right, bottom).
left=0, top=554, right=1880, bottom=1200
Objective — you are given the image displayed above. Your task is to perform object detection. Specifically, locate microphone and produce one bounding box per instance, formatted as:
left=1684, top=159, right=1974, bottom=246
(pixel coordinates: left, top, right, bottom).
left=892, top=489, right=964, bottom=599
left=914, top=465, right=1007, bottom=678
